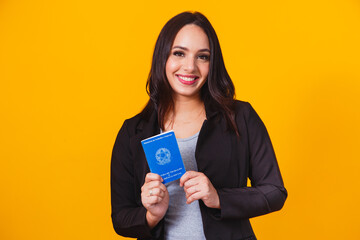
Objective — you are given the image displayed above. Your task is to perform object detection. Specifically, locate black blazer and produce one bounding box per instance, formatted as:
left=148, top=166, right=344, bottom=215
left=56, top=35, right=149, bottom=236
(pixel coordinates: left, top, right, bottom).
left=111, top=100, right=287, bottom=240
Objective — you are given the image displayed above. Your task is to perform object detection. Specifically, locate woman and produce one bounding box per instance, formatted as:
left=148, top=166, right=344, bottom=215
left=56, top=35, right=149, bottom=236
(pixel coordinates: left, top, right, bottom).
left=111, top=11, right=287, bottom=240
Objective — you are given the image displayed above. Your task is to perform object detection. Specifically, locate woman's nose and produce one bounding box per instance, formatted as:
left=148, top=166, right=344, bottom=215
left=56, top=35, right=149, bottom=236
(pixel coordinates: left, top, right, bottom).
left=183, top=57, right=196, bottom=72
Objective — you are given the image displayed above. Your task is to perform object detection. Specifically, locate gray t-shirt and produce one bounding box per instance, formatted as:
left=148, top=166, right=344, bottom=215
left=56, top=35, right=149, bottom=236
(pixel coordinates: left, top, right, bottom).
left=164, top=132, right=206, bottom=239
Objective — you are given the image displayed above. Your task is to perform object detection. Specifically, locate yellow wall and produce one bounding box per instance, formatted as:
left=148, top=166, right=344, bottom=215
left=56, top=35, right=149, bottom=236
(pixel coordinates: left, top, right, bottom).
left=1, top=0, right=359, bottom=239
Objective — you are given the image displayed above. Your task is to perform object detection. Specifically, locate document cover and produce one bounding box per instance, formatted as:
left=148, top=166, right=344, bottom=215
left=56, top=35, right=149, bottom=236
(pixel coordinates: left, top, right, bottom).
left=141, top=130, right=185, bottom=183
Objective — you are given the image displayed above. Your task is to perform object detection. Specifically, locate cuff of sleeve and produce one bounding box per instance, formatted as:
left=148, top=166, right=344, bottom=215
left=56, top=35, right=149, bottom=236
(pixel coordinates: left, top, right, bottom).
left=142, top=208, right=164, bottom=239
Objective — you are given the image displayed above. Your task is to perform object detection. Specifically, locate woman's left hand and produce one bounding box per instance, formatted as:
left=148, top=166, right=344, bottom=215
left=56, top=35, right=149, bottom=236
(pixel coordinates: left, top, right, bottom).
left=179, top=171, right=220, bottom=209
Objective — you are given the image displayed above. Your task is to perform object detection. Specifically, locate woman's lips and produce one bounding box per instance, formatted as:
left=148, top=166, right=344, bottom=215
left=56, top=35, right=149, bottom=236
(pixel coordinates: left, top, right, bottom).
left=176, top=74, right=199, bottom=85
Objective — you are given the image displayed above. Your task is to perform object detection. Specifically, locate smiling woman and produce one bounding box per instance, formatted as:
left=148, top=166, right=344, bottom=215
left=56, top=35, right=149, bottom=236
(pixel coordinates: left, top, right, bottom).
left=111, top=11, right=287, bottom=240
left=166, top=24, right=210, bottom=100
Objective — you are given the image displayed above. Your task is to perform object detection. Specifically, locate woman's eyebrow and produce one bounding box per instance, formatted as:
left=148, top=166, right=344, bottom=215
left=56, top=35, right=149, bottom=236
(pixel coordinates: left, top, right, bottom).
left=198, top=48, right=210, bottom=53
left=172, top=46, right=210, bottom=53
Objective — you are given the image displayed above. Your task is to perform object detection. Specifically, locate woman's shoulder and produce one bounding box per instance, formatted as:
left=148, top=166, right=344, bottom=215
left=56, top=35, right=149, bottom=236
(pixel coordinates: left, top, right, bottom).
left=233, top=100, right=253, bottom=114
left=123, top=112, right=142, bottom=125
left=121, top=113, right=145, bottom=133
left=233, top=100, right=263, bottom=124
left=120, top=108, right=157, bottom=136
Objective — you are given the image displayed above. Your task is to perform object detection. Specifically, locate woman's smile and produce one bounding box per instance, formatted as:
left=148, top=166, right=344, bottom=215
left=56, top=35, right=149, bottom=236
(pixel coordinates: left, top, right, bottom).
left=176, top=74, right=199, bottom=85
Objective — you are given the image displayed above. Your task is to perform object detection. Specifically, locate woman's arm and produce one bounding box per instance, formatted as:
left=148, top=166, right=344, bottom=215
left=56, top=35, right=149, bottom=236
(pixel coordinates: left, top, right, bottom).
left=217, top=102, right=287, bottom=219
left=111, top=121, right=158, bottom=238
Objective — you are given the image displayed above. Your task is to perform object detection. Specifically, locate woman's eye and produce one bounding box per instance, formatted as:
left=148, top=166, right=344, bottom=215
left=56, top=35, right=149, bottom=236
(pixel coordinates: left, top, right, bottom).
left=198, top=55, right=210, bottom=61
left=173, top=51, right=184, bottom=57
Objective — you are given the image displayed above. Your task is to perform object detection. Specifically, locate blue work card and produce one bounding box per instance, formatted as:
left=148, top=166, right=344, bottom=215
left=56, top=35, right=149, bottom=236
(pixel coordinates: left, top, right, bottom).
left=141, top=130, right=185, bottom=183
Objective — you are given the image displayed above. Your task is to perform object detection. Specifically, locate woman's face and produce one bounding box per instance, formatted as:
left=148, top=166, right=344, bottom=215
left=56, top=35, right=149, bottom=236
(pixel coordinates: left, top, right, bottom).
left=165, top=24, right=210, bottom=100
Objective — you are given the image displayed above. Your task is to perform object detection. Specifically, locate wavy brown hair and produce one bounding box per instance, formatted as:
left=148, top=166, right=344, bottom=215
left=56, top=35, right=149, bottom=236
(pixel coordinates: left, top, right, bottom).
left=140, top=11, right=238, bottom=135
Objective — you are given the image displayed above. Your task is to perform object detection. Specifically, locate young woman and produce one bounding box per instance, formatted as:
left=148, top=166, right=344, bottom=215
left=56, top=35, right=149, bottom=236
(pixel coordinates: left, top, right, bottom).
left=111, top=11, right=287, bottom=240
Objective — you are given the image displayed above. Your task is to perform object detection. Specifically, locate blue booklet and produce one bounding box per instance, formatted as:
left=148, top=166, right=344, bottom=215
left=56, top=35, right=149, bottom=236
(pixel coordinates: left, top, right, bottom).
left=141, top=130, right=185, bottom=183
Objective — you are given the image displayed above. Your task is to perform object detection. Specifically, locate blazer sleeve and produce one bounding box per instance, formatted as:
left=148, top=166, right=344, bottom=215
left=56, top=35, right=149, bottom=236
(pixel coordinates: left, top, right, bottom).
left=216, top=102, right=287, bottom=219
left=110, top=120, right=154, bottom=238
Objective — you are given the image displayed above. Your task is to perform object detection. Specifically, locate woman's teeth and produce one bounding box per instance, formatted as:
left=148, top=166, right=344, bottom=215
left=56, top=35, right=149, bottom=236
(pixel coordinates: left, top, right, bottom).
left=178, top=76, right=197, bottom=81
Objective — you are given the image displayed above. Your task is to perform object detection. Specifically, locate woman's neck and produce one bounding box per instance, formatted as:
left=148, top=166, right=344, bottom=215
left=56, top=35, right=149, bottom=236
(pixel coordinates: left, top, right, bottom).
left=176, top=98, right=202, bottom=112
left=164, top=95, right=206, bottom=137
left=172, top=95, right=204, bottom=120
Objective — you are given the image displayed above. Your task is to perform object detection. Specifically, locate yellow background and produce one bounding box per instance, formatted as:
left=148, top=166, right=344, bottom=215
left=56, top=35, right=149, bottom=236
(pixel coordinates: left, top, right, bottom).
left=1, top=0, right=359, bottom=239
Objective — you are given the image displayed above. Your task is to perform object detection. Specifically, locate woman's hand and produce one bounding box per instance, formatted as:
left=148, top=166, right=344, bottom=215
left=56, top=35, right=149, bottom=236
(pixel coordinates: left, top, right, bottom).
left=141, top=173, right=169, bottom=229
left=180, top=171, right=220, bottom=209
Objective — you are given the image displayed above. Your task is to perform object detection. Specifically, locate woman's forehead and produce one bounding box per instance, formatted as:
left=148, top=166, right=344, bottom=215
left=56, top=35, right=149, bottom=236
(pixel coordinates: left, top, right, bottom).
left=172, top=24, right=210, bottom=50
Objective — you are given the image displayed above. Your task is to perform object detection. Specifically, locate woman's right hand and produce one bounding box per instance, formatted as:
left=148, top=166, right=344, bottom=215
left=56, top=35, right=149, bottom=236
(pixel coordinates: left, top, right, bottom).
left=141, top=173, right=169, bottom=229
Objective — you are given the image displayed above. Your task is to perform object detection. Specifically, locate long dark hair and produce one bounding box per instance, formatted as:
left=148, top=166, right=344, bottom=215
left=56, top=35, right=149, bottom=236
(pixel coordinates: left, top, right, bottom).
left=140, top=11, right=239, bottom=135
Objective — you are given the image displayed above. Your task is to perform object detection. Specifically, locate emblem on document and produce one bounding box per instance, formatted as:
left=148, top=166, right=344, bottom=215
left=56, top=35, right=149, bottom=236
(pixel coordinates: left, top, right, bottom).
left=155, top=148, right=171, bottom=165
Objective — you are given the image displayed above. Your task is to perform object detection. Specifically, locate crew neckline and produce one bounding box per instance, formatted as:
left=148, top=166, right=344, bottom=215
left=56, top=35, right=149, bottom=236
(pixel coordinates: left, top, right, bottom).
left=160, top=129, right=199, bottom=142
left=176, top=131, right=200, bottom=142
